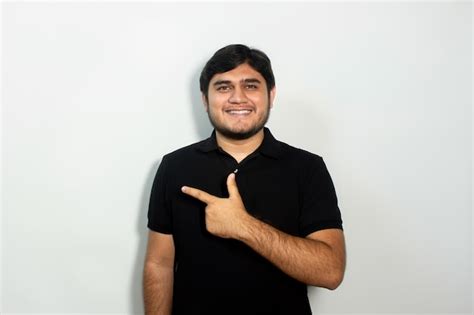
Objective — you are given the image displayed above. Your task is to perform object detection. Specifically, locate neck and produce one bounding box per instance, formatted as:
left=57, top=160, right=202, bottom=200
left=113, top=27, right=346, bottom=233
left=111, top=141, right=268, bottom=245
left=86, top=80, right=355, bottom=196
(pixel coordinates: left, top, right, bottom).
left=216, top=129, right=265, bottom=163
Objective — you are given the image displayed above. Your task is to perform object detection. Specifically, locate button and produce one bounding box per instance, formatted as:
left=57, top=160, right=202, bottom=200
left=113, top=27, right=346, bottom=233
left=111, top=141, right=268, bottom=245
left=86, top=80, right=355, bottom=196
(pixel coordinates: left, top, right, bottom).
left=233, top=169, right=238, bottom=174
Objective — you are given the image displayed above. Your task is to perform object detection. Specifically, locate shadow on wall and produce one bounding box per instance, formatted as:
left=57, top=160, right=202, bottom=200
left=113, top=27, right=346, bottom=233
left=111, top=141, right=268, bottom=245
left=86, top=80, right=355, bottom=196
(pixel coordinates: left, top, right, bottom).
left=190, top=63, right=213, bottom=139
left=307, top=286, right=323, bottom=313
left=129, top=63, right=212, bottom=313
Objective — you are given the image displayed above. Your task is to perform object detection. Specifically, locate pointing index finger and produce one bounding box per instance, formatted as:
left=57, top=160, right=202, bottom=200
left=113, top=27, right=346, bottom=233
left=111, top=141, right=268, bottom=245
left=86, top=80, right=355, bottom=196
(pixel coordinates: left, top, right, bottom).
left=181, top=186, right=214, bottom=204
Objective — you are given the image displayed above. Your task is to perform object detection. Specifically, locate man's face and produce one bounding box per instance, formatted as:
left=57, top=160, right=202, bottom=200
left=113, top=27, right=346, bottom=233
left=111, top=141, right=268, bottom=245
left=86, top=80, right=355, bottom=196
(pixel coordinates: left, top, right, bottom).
left=203, top=63, right=276, bottom=140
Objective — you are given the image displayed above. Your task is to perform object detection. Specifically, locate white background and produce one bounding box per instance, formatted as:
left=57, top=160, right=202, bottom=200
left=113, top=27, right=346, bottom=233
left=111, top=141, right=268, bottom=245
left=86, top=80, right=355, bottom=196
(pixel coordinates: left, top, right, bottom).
left=1, top=1, right=472, bottom=314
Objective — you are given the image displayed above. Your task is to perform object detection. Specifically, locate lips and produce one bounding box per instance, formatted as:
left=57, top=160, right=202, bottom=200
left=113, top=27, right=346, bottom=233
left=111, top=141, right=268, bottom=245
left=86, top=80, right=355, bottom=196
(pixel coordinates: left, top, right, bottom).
left=225, top=108, right=254, bottom=115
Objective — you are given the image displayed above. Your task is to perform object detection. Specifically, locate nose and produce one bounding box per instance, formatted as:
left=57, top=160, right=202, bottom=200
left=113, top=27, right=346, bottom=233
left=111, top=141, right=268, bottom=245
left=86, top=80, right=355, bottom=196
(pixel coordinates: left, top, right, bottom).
left=228, top=86, right=248, bottom=104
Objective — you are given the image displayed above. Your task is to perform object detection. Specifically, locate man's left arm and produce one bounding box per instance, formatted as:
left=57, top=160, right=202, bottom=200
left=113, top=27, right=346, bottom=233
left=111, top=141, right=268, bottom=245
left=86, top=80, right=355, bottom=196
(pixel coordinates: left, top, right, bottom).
left=182, top=173, right=346, bottom=290
left=237, top=216, right=345, bottom=289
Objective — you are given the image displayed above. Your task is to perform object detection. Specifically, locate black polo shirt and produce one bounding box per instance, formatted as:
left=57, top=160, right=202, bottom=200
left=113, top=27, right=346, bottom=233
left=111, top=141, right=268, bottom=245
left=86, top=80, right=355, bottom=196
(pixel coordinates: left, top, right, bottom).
left=148, top=127, right=343, bottom=315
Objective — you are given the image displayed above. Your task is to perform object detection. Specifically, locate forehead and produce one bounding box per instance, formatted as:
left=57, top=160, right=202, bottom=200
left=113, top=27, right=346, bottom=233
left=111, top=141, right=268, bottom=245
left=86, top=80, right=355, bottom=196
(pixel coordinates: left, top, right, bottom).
left=210, top=63, right=266, bottom=84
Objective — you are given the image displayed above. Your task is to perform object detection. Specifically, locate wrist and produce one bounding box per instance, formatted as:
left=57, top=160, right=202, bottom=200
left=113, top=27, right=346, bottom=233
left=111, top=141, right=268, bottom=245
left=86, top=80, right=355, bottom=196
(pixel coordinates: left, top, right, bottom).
left=235, top=212, right=258, bottom=242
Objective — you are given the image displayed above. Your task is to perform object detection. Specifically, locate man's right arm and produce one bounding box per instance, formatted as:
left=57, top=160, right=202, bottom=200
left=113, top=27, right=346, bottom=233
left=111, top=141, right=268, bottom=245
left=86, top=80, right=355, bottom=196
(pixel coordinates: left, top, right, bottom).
left=143, top=230, right=175, bottom=315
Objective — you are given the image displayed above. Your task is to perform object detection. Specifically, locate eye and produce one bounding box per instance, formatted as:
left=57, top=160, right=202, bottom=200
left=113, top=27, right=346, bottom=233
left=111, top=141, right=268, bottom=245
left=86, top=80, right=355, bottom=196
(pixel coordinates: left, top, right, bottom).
left=245, top=84, right=258, bottom=90
left=216, top=85, right=231, bottom=92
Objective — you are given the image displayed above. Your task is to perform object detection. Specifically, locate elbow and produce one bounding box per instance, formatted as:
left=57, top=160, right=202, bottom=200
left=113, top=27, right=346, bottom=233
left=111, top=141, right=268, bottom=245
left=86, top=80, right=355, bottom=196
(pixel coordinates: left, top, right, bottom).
left=324, top=253, right=346, bottom=290
left=326, top=273, right=343, bottom=290
left=325, top=268, right=345, bottom=290
left=310, top=268, right=344, bottom=290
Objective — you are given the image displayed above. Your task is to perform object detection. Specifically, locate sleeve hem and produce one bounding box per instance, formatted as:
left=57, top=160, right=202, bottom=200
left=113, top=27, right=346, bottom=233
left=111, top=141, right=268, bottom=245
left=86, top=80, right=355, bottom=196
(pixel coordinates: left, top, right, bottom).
left=147, top=222, right=173, bottom=234
left=300, top=221, right=343, bottom=237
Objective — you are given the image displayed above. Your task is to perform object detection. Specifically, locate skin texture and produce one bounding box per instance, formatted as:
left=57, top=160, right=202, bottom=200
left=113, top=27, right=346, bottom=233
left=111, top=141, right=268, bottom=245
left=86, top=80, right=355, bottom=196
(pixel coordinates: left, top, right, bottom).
left=143, top=63, right=346, bottom=314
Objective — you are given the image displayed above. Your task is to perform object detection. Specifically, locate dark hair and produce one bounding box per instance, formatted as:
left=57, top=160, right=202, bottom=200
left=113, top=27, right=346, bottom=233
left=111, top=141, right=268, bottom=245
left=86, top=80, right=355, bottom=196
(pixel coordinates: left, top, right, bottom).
left=199, top=44, right=275, bottom=99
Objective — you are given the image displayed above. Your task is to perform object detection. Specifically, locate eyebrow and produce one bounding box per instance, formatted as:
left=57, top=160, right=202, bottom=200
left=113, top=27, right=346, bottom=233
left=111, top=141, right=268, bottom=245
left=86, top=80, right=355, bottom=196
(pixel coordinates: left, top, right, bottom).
left=213, top=78, right=262, bottom=86
left=213, top=80, right=232, bottom=86
left=242, top=78, right=261, bottom=84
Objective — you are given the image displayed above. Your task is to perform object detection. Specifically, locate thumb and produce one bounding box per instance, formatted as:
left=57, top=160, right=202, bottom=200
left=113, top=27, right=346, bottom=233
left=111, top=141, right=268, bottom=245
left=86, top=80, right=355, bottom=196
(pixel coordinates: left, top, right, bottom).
left=226, top=173, right=240, bottom=198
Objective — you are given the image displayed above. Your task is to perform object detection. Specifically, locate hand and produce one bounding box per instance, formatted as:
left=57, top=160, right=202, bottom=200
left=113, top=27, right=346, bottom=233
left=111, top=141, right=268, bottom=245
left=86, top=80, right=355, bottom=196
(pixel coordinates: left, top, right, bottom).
left=181, top=173, right=250, bottom=239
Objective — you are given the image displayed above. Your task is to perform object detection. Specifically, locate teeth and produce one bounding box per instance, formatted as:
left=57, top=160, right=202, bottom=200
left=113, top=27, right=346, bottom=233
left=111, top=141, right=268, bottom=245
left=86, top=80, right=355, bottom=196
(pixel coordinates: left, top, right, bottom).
left=227, top=110, right=251, bottom=115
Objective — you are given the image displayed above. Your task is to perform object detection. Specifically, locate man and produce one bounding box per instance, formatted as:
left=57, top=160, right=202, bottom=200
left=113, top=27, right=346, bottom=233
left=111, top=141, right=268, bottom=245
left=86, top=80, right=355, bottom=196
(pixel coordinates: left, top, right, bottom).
left=143, top=44, right=346, bottom=315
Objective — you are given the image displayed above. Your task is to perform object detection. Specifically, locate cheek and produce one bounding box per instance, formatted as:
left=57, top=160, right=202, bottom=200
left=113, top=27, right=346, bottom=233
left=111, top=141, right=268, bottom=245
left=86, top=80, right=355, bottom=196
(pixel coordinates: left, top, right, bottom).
left=250, top=94, right=268, bottom=107
left=207, top=95, right=227, bottom=109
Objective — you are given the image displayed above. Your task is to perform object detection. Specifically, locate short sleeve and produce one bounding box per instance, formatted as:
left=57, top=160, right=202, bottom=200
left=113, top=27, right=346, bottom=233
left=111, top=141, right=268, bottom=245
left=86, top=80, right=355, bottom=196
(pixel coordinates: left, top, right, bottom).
left=147, top=156, right=173, bottom=234
left=299, top=156, right=343, bottom=237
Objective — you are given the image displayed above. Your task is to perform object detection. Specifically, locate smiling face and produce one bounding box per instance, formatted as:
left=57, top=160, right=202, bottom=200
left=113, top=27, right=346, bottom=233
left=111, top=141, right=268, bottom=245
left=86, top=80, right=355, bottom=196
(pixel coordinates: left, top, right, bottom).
left=203, top=63, right=276, bottom=140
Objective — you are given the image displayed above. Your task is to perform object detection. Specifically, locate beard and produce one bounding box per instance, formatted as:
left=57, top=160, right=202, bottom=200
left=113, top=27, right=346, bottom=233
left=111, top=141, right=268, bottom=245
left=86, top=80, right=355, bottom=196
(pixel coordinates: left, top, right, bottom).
left=207, top=104, right=271, bottom=140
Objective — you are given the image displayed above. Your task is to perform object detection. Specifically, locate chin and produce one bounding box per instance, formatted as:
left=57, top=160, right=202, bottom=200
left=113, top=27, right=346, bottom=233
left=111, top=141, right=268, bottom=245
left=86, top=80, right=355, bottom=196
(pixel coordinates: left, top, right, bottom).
left=219, top=126, right=263, bottom=140
left=208, top=112, right=269, bottom=140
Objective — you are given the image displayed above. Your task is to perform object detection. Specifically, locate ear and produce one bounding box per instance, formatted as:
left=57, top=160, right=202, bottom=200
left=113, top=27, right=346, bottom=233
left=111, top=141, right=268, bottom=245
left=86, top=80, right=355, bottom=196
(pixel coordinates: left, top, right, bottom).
left=269, top=86, right=276, bottom=109
left=201, top=93, right=209, bottom=112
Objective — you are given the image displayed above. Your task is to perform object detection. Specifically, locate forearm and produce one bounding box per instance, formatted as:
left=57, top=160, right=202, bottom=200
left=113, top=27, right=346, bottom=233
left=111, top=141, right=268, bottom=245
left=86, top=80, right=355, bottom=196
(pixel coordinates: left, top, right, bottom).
left=236, top=216, right=345, bottom=289
left=143, top=262, right=174, bottom=315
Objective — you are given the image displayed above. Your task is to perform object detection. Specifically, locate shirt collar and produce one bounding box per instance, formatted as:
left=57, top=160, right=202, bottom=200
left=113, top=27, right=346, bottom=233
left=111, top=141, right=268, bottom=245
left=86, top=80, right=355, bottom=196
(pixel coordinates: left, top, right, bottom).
left=196, top=127, right=283, bottom=159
